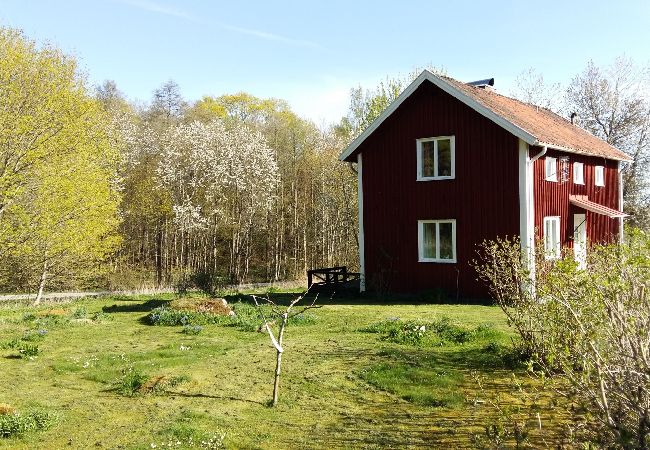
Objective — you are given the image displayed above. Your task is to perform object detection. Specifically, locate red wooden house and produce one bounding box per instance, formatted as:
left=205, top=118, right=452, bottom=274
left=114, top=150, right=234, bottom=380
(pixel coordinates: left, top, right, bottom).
left=339, top=70, right=630, bottom=298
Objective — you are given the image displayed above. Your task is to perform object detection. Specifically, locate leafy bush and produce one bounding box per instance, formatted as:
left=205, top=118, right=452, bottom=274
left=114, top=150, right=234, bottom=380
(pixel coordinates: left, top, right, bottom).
left=473, top=230, right=650, bottom=448
left=4, top=338, right=40, bottom=359
left=361, top=317, right=496, bottom=347
left=71, top=307, right=87, bottom=319
left=116, top=366, right=149, bottom=396
left=0, top=409, right=57, bottom=438
left=115, top=366, right=189, bottom=396
left=181, top=325, right=203, bottom=335
left=145, top=306, right=228, bottom=327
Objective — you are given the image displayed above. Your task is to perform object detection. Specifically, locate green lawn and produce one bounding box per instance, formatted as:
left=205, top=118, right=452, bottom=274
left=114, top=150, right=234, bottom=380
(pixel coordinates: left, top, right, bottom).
left=0, top=292, right=568, bottom=449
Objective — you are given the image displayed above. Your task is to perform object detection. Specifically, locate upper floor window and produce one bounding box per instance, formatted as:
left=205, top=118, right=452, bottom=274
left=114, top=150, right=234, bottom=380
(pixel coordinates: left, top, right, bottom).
left=543, top=216, right=561, bottom=259
left=418, top=219, right=456, bottom=263
left=595, top=166, right=605, bottom=186
left=417, top=136, right=455, bottom=180
left=545, top=156, right=557, bottom=181
left=573, top=162, right=584, bottom=184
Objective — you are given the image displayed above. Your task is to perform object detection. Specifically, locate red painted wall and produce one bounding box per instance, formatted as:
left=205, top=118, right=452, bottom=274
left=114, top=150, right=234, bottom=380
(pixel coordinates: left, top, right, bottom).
left=532, top=147, right=620, bottom=247
left=358, top=80, right=520, bottom=298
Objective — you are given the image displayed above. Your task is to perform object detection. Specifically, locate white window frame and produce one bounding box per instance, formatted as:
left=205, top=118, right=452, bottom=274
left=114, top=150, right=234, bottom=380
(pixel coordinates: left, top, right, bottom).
left=416, top=136, right=455, bottom=181
left=543, top=216, right=561, bottom=260
left=595, top=165, right=605, bottom=186
left=573, top=162, right=584, bottom=184
left=418, top=219, right=457, bottom=263
left=545, top=156, right=557, bottom=182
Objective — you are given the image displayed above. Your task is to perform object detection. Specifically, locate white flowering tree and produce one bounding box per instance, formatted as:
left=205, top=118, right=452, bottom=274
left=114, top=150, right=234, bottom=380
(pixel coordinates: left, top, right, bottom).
left=157, top=119, right=278, bottom=282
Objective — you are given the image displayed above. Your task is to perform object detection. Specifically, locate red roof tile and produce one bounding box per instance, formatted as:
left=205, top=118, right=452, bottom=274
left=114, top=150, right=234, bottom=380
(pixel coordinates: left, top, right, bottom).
left=441, top=76, right=631, bottom=161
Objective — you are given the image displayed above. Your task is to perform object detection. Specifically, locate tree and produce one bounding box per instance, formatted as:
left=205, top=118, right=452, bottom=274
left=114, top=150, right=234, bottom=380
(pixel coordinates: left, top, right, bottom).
left=252, top=292, right=321, bottom=406
left=0, top=27, right=121, bottom=300
left=474, top=234, right=650, bottom=448
left=510, top=68, right=564, bottom=112
left=566, top=58, right=650, bottom=228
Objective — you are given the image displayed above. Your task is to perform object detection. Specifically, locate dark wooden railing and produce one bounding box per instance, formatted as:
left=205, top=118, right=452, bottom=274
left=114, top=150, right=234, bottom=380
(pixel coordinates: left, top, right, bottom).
left=307, top=266, right=360, bottom=289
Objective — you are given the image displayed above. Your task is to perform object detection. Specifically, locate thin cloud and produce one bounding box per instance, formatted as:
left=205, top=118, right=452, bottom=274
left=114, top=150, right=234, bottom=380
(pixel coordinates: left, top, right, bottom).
left=119, top=0, right=198, bottom=21
left=116, top=0, right=321, bottom=49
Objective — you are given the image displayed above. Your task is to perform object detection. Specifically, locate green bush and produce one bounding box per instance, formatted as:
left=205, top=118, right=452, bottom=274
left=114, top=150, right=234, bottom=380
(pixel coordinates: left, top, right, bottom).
left=361, top=317, right=493, bottom=347
left=116, top=367, right=149, bottom=397
left=0, top=410, right=57, bottom=438
left=144, top=306, right=229, bottom=327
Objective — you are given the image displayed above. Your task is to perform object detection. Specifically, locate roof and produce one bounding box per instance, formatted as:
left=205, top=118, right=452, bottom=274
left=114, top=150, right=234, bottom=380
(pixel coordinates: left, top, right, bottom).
left=569, top=195, right=627, bottom=219
left=339, top=70, right=632, bottom=162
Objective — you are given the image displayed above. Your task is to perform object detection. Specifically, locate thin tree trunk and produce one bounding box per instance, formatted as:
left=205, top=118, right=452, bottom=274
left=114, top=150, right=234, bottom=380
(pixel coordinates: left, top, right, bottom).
left=272, top=312, right=289, bottom=407
left=34, top=261, right=48, bottom=306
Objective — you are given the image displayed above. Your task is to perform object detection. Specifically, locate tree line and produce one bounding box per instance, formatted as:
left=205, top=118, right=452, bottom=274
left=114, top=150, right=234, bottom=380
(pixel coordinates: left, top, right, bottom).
left=1, top=26, right=648, bottom=297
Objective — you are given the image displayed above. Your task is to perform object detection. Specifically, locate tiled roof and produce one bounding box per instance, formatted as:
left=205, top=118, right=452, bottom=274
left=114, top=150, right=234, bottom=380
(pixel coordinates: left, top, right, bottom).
left=440, top=76, right=631, bottom=161
left=339, top=70, right=632, bottom=162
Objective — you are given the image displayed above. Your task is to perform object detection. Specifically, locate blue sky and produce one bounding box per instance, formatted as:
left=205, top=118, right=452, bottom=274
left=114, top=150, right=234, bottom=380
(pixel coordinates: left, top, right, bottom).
left=1, top=0, right=649, bottom=124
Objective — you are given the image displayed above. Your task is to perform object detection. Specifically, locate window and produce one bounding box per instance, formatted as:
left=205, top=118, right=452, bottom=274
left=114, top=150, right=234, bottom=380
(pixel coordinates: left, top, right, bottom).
left=573, top=162, right=584, bottom=184
left=417, top=136, right=455, bottom=180
left=418, top=220, right=456, bottom=263
left=543, top=216, right=561, bottom=259
left=595, top=165, right=605, bottom=186
left=545, top=156, right=557, bottom=181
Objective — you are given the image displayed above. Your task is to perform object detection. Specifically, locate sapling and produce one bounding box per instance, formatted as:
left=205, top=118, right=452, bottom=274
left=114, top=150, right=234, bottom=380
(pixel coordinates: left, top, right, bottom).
left=251, top=291, right=320, bottom=407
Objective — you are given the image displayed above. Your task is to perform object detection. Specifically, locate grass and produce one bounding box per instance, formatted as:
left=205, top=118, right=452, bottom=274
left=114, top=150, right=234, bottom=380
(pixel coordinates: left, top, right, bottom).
left=0, top=291, right=569, bottom=448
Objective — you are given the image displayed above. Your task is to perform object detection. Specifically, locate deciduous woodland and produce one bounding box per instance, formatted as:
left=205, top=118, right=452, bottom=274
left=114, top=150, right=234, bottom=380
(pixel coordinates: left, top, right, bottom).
left=1, top=26, right=649, bottom=297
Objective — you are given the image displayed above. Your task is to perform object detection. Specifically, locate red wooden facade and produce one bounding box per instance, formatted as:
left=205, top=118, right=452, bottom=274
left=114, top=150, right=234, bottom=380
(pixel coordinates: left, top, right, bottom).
left=341, top=71, right=628, bottom=299
left=532, top=147, right=620, bottom=247
left=357, top=81, right=520, bottom=297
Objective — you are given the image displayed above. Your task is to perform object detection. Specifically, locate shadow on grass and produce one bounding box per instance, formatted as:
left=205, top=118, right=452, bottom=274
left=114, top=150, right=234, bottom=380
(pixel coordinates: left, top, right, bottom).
left=102, top=298, right=171, bottom=313
left=166, top=391, right=266, bottom=406
left=224, top=290, right=494, bottom=307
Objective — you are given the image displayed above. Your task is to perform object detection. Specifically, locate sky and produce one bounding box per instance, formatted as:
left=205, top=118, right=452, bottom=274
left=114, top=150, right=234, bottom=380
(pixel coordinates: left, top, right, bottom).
left=0, top=0, right=649, bottom=125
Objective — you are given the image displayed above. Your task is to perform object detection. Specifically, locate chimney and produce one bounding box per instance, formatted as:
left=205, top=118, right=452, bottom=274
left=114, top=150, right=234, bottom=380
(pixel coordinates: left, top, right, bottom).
left=570, top=112, right=577, bottom=125
left=467, top=78, right=495, bottom=91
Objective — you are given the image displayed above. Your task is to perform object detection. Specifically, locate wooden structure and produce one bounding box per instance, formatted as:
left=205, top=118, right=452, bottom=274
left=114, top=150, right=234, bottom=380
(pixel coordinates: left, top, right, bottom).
left=339, top=70, right=630, bottom=298
left=307, top=266, right=360, bottom=292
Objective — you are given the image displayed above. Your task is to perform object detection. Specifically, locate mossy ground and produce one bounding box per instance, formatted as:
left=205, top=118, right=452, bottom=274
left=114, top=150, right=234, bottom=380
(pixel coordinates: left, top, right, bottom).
left=0, top=292, right=568, bottom=449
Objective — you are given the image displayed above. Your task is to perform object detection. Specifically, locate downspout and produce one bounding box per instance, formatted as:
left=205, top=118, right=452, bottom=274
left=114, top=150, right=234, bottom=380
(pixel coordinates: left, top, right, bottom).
left=618, top=160, right=628, bottom=243
left=529, top=145, right=547, bottom=164
left=525, top=145, right=546, bottom=291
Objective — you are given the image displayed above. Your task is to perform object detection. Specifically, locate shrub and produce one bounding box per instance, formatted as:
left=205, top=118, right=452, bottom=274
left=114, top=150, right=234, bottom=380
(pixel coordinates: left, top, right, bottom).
left=116, top=366, right=149, bottom=396
left=473, top=230, right=650, bottom=448
left=71, top=307, right=87, bottom=319
left=0, top=409, right=57, bottom=438
left=181, top=325, right=203, bottom=335
left=361, top=317, right=494, bottom=347
left=115, top=367, right=189, bottom=396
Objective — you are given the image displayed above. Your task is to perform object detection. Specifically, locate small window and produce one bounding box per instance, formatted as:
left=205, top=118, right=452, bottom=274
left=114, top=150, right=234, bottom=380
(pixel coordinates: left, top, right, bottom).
left=573, top=162, right=584, bottom=184
left=417, top=136, right=455, bottom=180
left=418, top=220, right=456, bottom=263
left=595, top=166, right=605, bottom=186
left=545, top=157, right=557, bottom=181
left=543, top=216, right=561, bottom=259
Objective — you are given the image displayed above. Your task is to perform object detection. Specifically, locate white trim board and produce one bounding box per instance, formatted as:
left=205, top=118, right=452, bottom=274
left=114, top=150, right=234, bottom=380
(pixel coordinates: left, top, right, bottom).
left=338, top=70, right=632, bottom=163
left=339, top=70, right=537, bottom=162
left=357, top=153, right=365, bottom=292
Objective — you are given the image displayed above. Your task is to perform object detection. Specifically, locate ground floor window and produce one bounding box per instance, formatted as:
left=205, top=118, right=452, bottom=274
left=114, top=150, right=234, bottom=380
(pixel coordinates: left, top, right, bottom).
left=543, top=216, right=561, bottom=259
left=418, top=219, right=456, bottom=263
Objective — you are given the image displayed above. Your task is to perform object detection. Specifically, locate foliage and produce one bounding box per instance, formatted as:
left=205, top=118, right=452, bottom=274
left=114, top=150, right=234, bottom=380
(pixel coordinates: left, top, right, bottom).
left=0, top=26, right=121, bottom=299
left=145, top=306, right=228, bottom=327
left=116, top=366, right=149, bottom=396
left=474, top=231, right=650, bottom=448
left=181, top=324, right=203, bottom=335
left=361, top=317, right=499, bottom=347
left=0, top=409, right=57, bottom=438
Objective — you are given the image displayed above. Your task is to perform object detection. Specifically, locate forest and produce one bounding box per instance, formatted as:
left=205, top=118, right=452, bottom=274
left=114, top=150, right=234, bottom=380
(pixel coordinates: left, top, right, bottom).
left=1, top=26, right=649, bottom=298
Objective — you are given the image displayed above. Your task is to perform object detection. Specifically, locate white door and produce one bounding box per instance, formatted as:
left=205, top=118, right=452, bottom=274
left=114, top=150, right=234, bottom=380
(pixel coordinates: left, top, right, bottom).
left=574, top=214, right=587, bottom=269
